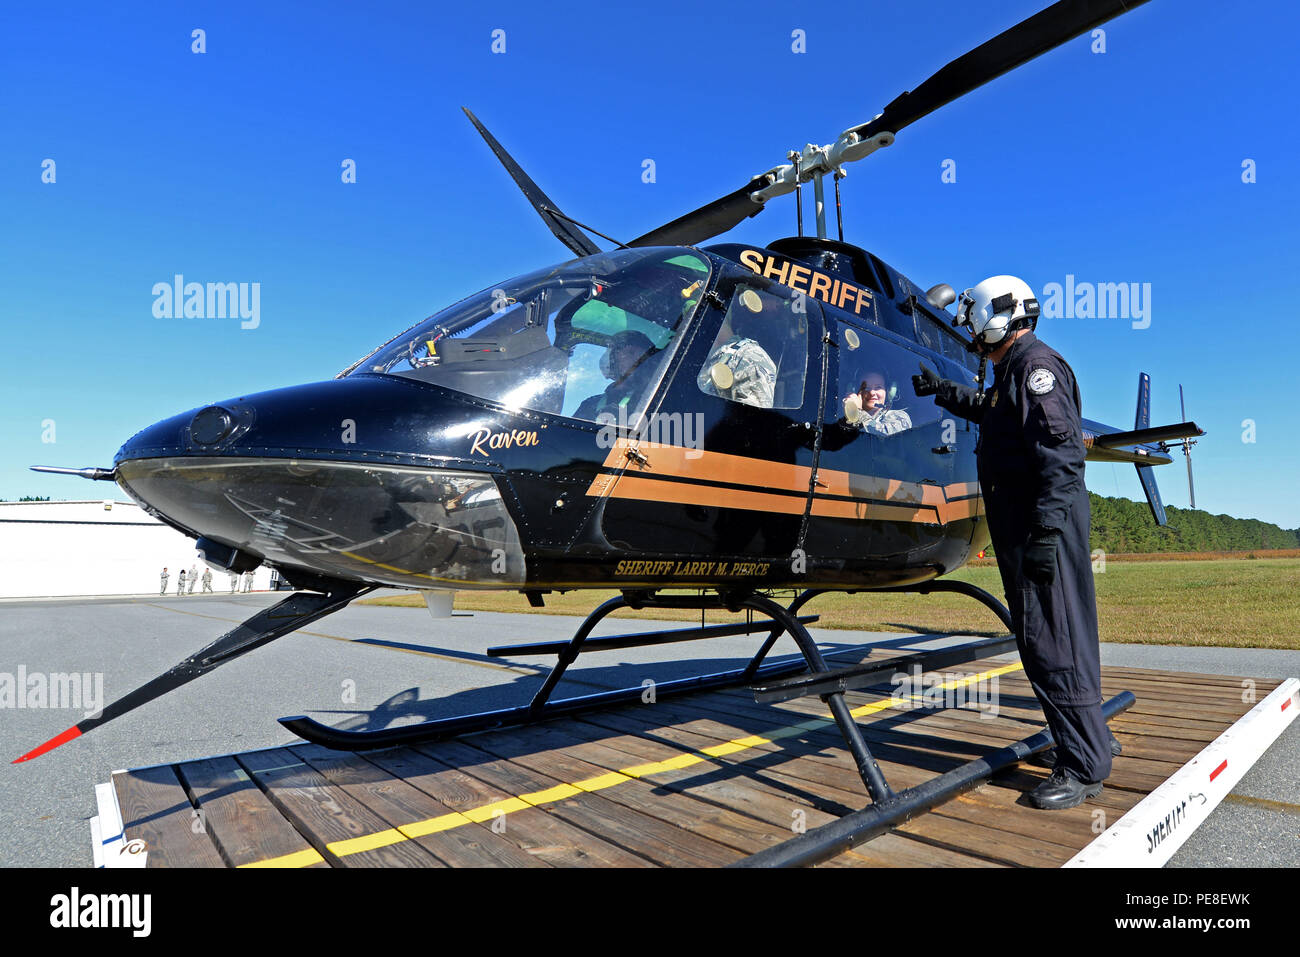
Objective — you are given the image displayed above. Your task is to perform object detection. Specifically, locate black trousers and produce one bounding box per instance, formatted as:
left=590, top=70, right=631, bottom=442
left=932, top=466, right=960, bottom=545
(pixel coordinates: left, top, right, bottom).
left=983, top=482, right=1113, bottom=783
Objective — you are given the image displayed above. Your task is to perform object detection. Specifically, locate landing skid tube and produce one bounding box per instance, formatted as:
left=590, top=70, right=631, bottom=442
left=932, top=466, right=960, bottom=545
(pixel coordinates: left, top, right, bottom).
left=281, top=591, right=820, bottom=755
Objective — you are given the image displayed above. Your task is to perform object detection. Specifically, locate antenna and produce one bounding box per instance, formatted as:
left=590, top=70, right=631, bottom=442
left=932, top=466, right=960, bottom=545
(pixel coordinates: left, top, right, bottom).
left=789, top=150, right=804, bottom=237
left=1179, top=384, right=1197, bottom=509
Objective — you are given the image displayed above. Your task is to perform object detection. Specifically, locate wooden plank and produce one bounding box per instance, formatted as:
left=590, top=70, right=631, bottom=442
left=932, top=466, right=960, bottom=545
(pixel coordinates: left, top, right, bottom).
left=362, top=746, right=652, bottom=867
left=176, top=755, right=327, bottom=868
left=520, top=716, right=1022, bottom=868
left=744, top=694, right=1189, bottom=793
left=1101, top=667, right=1282, bottom=689
left=289, top=744, right=547, bottom=868
left=583, top=698, right=946, bottom=795
left=570, top=709, right=1042, bottom=866
left=237, top=748, right=441, bottom=868
left=468, top=725, right=793, bottom=857
left=611, top=695, right=1164, bottom=808
left=485, top=719, right=830, bottom=829
left=823, top=835, right=1008, bottom=868
left=415, top=739, right=743, bottom=867
left=898, top=811, right=1077, bottom=867
left=113, top=765, right=226, bottom=869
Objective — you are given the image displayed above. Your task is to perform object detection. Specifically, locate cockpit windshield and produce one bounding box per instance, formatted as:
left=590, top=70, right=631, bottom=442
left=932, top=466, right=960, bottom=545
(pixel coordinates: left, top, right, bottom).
left=344, top=248, right=711, bottom=424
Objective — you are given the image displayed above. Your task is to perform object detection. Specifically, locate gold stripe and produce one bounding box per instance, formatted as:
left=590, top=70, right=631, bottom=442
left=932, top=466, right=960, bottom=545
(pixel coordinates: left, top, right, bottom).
left=590, top=438, right=983, bottom=526
left=399, top=812, right=475, bottom=838
left=237, top=847, right=325, bottom=868
left=325, top=828, right=408, bottom=856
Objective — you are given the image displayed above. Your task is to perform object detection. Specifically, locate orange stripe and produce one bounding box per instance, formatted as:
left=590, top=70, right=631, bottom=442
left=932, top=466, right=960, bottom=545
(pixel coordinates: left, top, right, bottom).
left=603, top=475, right=809, bottom=515
left=591, top=440, right=984, bottom=526
left=601, top=439, right=811, bottom=494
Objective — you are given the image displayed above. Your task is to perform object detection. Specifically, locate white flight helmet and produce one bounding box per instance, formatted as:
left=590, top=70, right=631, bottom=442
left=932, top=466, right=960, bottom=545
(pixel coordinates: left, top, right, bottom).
left=956, top=275, right=1040, bottom=350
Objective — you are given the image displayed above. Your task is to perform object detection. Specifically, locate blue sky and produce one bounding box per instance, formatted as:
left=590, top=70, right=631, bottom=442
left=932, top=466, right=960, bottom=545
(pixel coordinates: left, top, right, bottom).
left=3, top=1, right=1297, bottom=528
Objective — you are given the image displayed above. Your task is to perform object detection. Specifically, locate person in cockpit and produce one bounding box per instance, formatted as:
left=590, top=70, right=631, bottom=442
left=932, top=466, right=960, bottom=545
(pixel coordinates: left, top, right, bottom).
left=697, top=289, right=778, bottom=409
left=843, top=371, right=912, bottom=436
left=574, top=330, right=659, bottom=421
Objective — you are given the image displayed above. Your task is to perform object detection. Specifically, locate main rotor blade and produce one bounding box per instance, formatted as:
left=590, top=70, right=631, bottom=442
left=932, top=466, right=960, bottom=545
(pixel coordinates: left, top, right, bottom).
left=12, top=581, right=372, bottom=763
left=851, top=0, right=1153, bottom=142
left=462, top=107, right=602, bottom=258
left=629, top=176, right=771, bottom=248
left=629, top=0, right=1151, bottom=248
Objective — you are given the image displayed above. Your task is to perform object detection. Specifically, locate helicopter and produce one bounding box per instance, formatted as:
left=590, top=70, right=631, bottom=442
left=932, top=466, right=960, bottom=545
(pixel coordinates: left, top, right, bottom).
left=18, top=0, right=1204, bottom=814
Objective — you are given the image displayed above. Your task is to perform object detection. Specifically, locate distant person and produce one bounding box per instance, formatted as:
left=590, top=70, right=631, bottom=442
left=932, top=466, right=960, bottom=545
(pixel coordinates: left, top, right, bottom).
left=229, top=572, right=238, bottom=593
left=160, top=567, right=169, bottom=596
left=176, top=569, right=186, bottom=595
left=843, top=371, right=912, bottom=436
left=187, top=564, right=198, bottom=594
left=242, top=570, right=254, bottom=592
left=201, top=567, right=213, bottom=593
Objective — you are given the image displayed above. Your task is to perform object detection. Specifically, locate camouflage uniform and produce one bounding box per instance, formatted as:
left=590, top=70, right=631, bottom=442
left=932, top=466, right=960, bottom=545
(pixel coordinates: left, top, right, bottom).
left=187, top=565, right=198, bottom=594
left=159, top=569, right=169, bottom=595
left=176, top=570, right=186, bottom=595
left=698, top=337, right=777, bottom=409
left=858, top=407, right=912, bottom=436
left=201, top=568, right=213, bottom=593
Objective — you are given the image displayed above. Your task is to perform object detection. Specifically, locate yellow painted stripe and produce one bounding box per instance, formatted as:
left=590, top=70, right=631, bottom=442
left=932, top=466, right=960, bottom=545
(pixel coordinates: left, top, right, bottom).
left=399, top=812, right=475, bottom=838
left=463, top=797, right=531, bottom=822
left=699, top=734, right=773, bottom=757
left=622, top=753, right=704, bottom=777
left=573, top=771, right=632, bottom=792
left=520, top=782, right=584, bottom=804
left=326, top=828, right=408, bottom=857
left=237, top=847, right=325, bottom=868
left=850, top=661, right=1024, bottom=719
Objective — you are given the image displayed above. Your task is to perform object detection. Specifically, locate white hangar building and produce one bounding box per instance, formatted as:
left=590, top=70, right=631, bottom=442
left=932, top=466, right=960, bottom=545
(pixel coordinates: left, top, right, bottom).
left=0, top=500, right=275, bottom=599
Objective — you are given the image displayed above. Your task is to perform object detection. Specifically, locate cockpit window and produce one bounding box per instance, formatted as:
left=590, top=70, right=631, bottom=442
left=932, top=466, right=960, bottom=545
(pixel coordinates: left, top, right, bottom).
left=344, top=248, right=710, bottom=423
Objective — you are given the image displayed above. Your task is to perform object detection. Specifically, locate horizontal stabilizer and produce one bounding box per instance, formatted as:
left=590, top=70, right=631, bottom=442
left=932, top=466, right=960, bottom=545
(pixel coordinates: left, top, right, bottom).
left=1089, top=421, right=1203, bottom=449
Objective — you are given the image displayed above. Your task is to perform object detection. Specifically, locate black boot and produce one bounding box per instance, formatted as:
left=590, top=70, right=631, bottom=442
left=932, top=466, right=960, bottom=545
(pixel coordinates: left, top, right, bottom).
left=1029, top=731, right=1122, bottom=769
left=1027, top=767, right=1103, bottom=810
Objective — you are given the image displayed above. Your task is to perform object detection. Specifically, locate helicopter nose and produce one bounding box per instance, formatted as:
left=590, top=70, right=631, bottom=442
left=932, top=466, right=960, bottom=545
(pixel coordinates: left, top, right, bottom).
left=111, top=378, right=527, bottom=588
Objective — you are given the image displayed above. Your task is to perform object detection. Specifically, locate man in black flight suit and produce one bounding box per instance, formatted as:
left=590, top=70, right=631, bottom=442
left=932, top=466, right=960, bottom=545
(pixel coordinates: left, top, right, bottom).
left=912, top=274, right=1118, bottom=810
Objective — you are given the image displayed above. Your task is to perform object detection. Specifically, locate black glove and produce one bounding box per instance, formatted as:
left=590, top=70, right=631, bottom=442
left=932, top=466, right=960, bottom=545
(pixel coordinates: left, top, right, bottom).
left=912, top=362, right=944, bottom=397
left=1022, top=527, right=1061, bottom=586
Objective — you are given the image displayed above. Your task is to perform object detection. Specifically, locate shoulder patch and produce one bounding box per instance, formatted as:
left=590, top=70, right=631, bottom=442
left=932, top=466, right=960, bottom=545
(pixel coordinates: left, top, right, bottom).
left=1027, top=368, right=1056, bottom=395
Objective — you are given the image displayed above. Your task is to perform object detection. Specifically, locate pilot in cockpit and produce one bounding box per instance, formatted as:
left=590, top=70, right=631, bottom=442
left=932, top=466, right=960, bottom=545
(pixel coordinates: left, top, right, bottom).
left=574, top=330, right=659, bottom=421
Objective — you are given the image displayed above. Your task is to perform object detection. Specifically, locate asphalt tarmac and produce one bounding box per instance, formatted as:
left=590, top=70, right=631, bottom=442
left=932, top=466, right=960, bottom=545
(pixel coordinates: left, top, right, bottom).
left=1, top=591, right=1295, bottom=868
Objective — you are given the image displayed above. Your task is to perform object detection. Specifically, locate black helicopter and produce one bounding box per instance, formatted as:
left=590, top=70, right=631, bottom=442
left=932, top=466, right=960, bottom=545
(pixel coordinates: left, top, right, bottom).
left=19, top=0, right=1202, bottom=809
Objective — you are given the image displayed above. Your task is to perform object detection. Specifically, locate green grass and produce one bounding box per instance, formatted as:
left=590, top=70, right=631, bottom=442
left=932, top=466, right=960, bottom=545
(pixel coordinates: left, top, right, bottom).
left=359, top=558, right=1300, bottom=650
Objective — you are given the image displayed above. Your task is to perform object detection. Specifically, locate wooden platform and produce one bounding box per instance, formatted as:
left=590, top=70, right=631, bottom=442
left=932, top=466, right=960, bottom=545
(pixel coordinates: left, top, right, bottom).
left=109, top=653, right=1284, bottom=867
